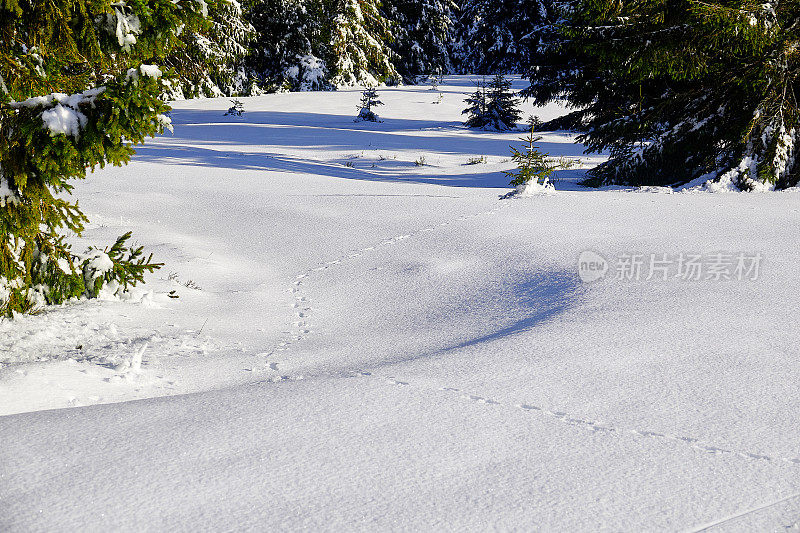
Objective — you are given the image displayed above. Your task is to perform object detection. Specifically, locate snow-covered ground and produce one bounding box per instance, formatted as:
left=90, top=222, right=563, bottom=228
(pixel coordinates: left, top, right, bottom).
left=2, top=77, right=800, bottom=531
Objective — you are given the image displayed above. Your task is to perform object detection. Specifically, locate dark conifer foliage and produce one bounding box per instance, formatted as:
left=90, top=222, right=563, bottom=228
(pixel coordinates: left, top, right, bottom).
left=165, top=0, right=256, bottom=97
left=243, top=0, right=400, bottom=90
left=454, top=0, right=555, bottom=75
left=382, top=0, right=457, bottom=81
left=239, top=0, right=560, bottom=90
left=329, top=0, right=400, bottom=86
left=243, top=0, right=331, bottom=91
left=525, top=0, right=800, bottom=190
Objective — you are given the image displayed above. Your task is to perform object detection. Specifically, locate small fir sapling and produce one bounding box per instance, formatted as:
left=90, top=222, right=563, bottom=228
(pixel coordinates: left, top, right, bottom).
left=355, top=87, right=384, bottom=122
left=429, top=72, right=443, bottom=91
left=503, top=120, right=574, bottom=195
left=224, top=99, right=246, bottom=116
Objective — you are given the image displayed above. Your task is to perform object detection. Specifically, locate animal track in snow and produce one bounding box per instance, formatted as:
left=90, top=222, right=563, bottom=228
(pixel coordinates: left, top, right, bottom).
left=351, top=369, right=800, bottom=468
left=468, top=395, right=501, bottom=405
left=263, top=202, right=510, bottom=382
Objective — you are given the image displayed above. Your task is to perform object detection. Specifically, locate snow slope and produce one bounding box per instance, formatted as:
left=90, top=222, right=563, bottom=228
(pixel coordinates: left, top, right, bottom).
left=2, top=77, right=800, bottom=531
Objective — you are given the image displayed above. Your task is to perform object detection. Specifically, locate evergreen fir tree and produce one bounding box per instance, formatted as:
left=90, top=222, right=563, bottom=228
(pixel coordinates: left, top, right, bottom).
left=166, top=0, right=257, bottom=97
left=526, top=0, right=800, bottom=190
left=355, top=86, right=384, bottom=122
left=485, top=74, right=521, bottom=131
left=382, top=0, right=457, bottom=81
left=0, top=0, right=207, bottom=314
left=244, top=0, right=400, bottom=90
left=329, top=0, right=401, bottom=87
left=244, top=0, right=333, bottom=91
left=463, top=76, right=521, bottom=130
left=454, top=0, right=555, bottom=75
left=462, top=79, right=489, bottom=129
left=504, top=123, right=571, bottom=193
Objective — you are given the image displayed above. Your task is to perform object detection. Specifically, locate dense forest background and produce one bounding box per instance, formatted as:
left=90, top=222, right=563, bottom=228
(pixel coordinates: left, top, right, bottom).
left=176, top=0, right=551, bottom=97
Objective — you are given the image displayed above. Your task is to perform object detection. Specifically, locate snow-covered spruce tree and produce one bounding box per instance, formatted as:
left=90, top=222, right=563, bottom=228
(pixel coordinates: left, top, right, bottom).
left=244, top=0, right=333, bottom=91
left=527, top=0, right=800, bottom=190
left=382, top=0, right=457, bottom=81
left=355, top=87, right=384, bottom=121
left=485, top=74, right=521, bottom=131
left=0, top=0, right=207, bottom=315
left=244, top=0, right=399, bottom=90
left=328, top=0, right=401, bottom=87
left=462, top=79, right=490, bottom=128
left=454, top=0, right=555, bottom=74
left=463, top=76, right=521, bottom=130
left=165, top=0, right=257, bottom=97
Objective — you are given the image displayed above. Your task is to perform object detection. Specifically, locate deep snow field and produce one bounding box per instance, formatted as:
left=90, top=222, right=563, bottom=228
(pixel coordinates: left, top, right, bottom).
left=2, top=77, right=800, bottom=531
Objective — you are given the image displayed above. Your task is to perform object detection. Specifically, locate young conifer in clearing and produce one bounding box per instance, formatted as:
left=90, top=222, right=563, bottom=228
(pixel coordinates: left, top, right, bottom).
left=355, top=87, right=384, bottom=122
left=463, top=75, right=521, bottom=131
left=504, top=122, right=573, bottom=193
left=485, top=74, right=522, bottom=131
left=462, top=79, right=489, bottom=129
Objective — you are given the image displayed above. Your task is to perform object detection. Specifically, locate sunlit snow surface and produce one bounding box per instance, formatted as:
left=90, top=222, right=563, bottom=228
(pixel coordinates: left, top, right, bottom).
left=2, top=77, right=800, bottom=531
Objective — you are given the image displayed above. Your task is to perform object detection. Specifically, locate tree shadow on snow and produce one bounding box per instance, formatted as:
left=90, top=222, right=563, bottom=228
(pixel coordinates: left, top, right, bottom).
left=368, top=269, right=585, bottom=370
left=135, top=144, right=593, bottom=188
left=134, top=109, right=593, bottom=189
left=448, top=271, right=583, bottom=351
